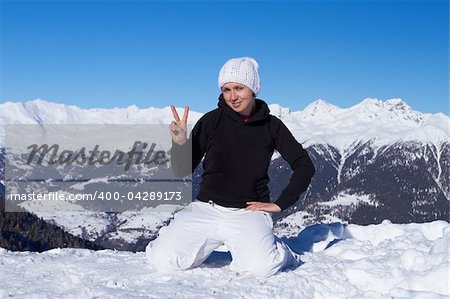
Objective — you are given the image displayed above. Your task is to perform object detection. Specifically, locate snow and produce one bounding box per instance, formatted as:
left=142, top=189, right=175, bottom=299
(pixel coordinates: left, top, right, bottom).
left=318, top=192, right=374, bottom=207
left=1, top=221, right=448, bottom=298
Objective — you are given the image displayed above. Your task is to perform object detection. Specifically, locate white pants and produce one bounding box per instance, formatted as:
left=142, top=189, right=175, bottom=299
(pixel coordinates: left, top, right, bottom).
left=145, top=201, right=296, bottom=277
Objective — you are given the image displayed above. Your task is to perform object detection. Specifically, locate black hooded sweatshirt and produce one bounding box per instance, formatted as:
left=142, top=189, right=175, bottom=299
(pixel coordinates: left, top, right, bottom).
left=171, top=96, right=315, bottom=211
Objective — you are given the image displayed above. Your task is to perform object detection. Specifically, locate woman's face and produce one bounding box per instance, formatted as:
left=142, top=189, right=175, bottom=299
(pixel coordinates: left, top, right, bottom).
left=221, top=82, right=255, bottom=116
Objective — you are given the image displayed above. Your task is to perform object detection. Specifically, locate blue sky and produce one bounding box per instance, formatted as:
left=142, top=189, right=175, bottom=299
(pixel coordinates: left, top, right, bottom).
left=1, top=0, right=448, bottom=114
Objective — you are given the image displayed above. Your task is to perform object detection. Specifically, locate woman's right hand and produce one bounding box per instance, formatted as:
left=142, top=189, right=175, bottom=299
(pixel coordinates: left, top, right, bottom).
left=170, top=105, right=189, bottom=145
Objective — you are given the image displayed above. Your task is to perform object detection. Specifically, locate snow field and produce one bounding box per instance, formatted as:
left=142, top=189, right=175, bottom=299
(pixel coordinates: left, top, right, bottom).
left=0, top=220, right=448, bottom=298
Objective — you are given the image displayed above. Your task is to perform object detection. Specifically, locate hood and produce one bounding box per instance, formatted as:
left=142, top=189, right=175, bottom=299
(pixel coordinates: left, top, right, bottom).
left=217, top=94, right=270, bottom=124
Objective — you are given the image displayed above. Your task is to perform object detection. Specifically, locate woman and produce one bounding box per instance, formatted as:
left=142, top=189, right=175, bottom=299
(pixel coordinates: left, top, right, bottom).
left=146, top=57, right=315, bottom=277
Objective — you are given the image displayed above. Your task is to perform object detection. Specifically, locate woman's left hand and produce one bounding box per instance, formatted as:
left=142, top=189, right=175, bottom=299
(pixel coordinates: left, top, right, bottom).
left=245, top=202, right=281, bottom=213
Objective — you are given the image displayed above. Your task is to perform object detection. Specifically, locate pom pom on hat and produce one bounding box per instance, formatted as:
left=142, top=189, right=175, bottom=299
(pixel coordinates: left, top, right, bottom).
left=218, top=57, right=260, bottom=96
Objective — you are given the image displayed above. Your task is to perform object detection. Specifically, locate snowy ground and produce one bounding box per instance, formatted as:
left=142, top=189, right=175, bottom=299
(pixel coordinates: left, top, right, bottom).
left=1, top=220, right=448, bottom=299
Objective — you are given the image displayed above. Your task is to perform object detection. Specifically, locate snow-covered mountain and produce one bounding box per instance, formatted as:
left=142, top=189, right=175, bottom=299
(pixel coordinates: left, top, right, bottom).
left=0, top=98, right=449, bottom=248
left=0, top=99, right=203, bottom=128
left=273, top=98, right=448, bottom=149
left=0, top=98, right=447, bottom=148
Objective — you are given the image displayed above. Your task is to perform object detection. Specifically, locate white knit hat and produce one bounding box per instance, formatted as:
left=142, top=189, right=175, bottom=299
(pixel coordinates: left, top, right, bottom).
left=218, top=57, right=260, bottom=96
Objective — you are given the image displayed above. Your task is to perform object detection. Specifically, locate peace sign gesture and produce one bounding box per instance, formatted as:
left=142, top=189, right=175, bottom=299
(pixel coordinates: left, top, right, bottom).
left=170, top=105, right=189, bottom=145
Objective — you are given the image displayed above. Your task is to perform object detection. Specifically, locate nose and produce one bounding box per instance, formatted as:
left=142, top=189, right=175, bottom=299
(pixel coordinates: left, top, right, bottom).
left=230, top=89, right=238, bottom=101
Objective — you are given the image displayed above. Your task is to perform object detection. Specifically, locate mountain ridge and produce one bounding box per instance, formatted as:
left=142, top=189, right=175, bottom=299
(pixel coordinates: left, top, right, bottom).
left=1, top=98, right=448, bottom=150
